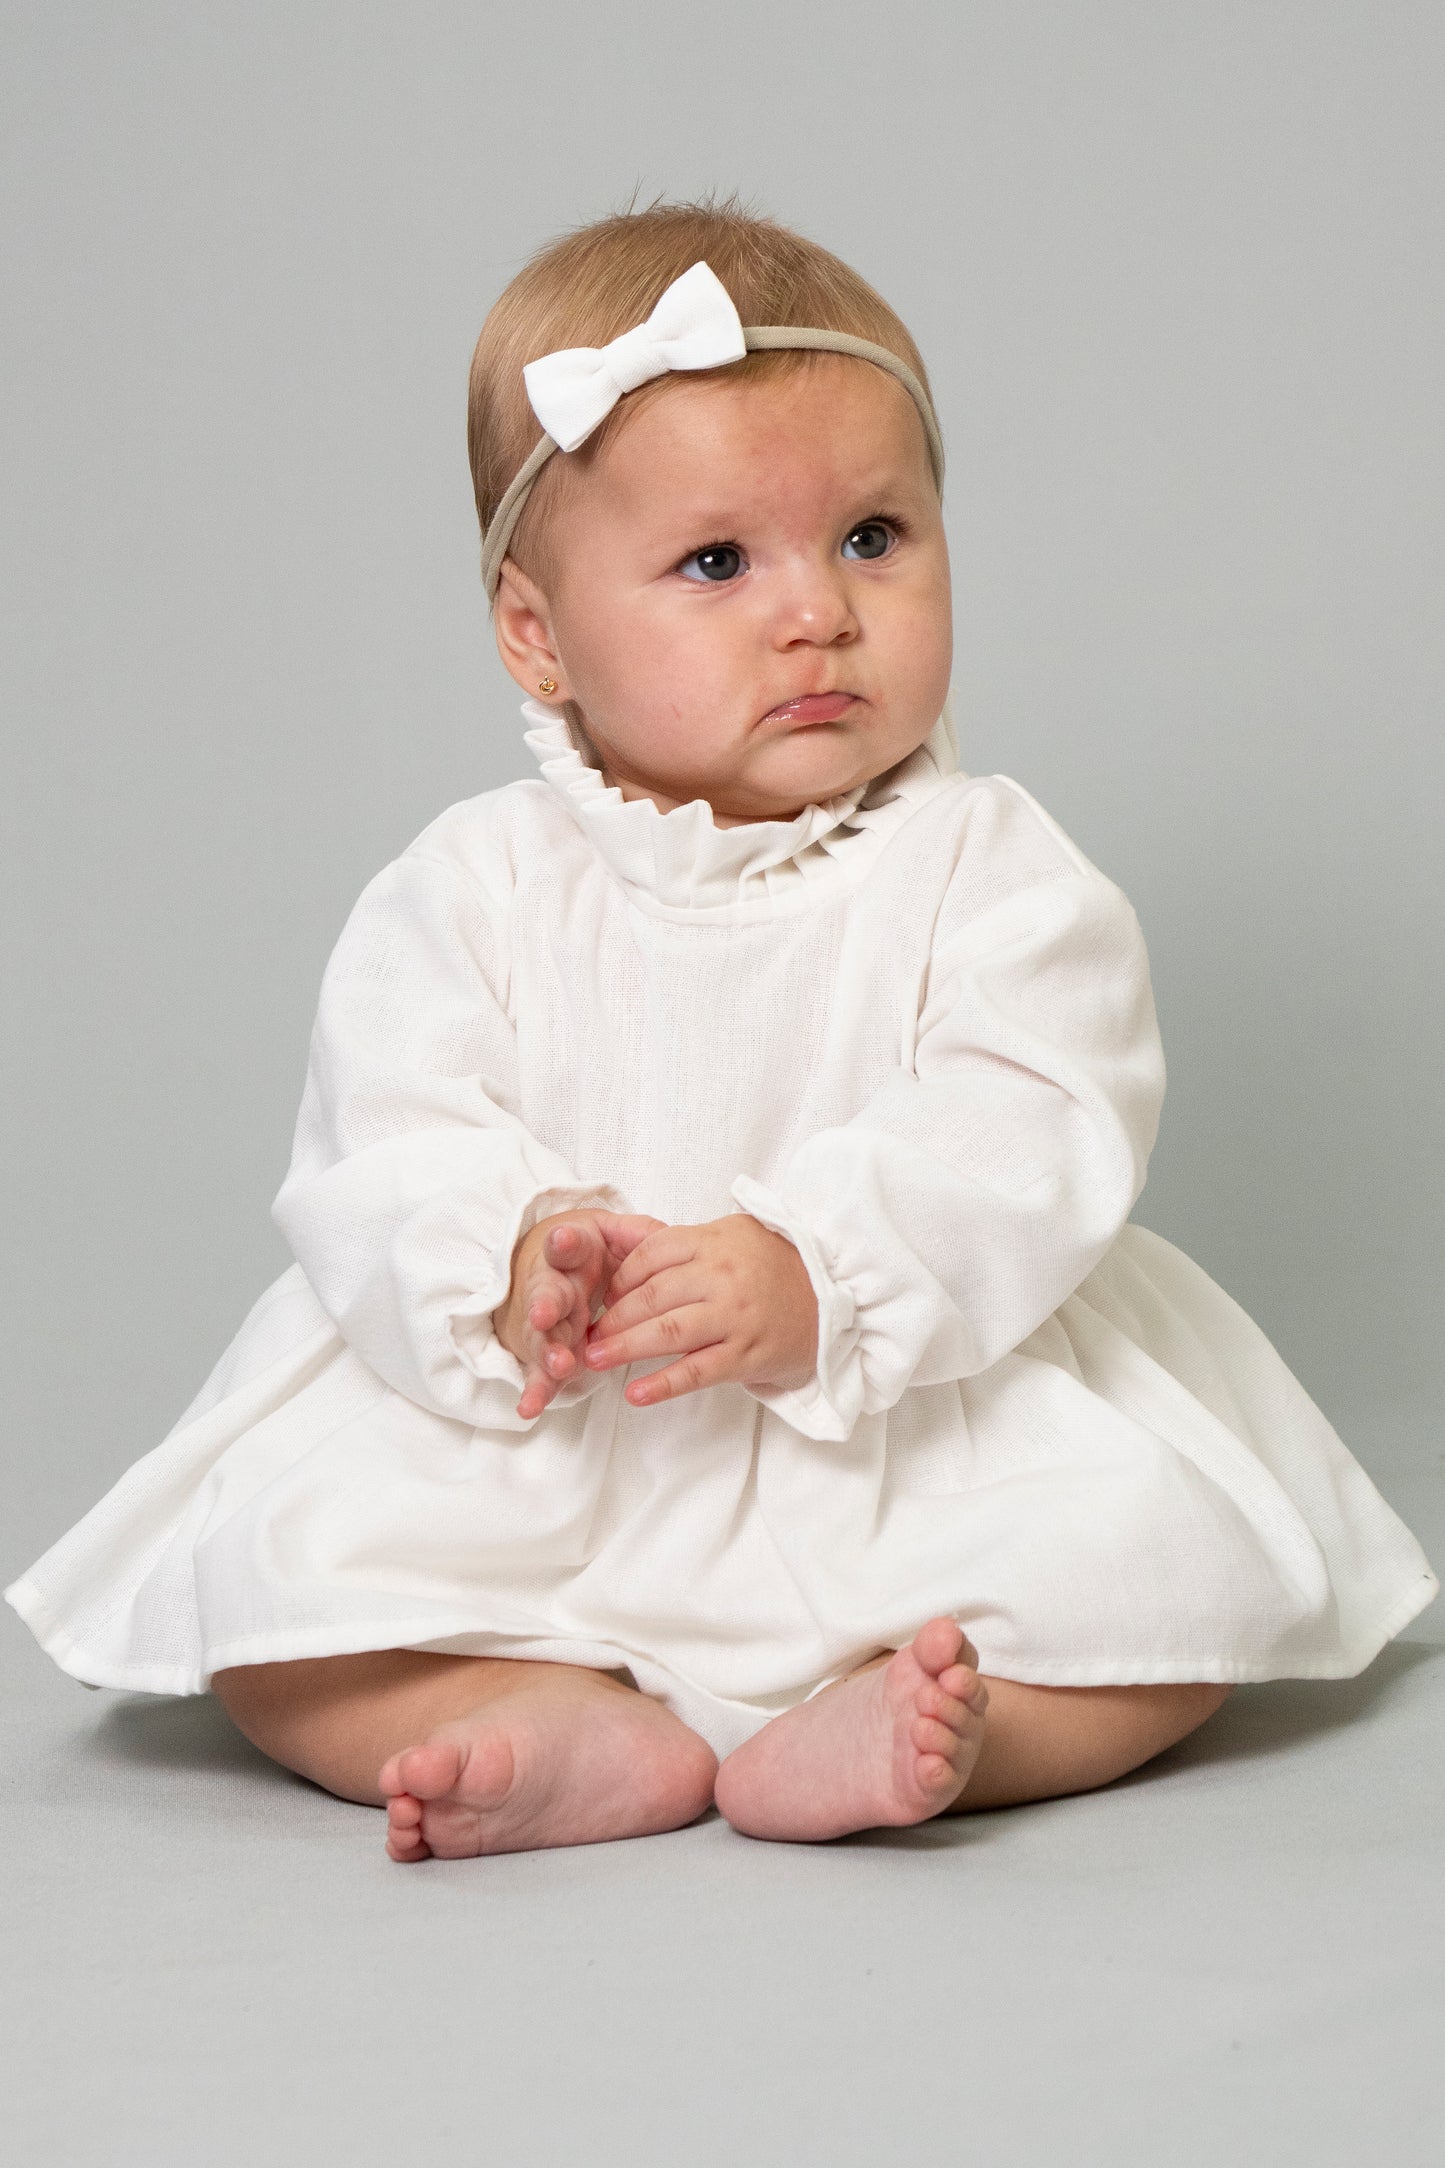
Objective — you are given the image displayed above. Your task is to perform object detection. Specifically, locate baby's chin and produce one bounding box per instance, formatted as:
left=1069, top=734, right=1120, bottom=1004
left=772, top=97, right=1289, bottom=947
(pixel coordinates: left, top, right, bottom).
left=584, top=701, right=933, bottom=821
left=757, top=713, right=934, bottom=788
left=708, top=744, right=919, bottom=824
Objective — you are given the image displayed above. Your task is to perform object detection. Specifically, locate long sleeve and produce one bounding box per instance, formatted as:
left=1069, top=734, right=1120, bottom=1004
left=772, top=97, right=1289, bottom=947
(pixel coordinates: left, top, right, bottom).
left=730, top=835, right=1167, bottom=1443
left=271, top=839, right=635, bottom=1431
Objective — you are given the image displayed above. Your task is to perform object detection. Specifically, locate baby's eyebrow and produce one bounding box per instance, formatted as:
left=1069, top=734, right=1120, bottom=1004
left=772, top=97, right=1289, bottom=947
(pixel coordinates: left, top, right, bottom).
left=657, top=471, right=927, bottom=538
left=659, top=504, right=748, bottom=537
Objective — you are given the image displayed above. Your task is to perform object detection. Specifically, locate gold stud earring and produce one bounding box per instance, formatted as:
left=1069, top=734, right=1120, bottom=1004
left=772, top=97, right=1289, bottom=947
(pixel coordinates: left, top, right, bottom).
left=537, top=676, right=558, bottom=697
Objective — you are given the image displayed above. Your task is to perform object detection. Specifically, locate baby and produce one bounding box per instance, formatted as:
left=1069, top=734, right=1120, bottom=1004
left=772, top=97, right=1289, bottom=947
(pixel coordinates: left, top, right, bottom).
left=7, top=201, right=1436, bottom=1860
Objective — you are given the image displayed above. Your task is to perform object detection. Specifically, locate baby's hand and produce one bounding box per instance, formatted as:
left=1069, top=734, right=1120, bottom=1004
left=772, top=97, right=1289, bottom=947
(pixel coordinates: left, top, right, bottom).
left=493, top=1209, right=667, bottom=1420
left=581, top=1213, right=819, bottom=1408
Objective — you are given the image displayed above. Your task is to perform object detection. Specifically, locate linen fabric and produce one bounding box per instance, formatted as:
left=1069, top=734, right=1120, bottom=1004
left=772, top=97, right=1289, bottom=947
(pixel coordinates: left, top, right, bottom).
left=6, top=697, right=1436, bottom=1757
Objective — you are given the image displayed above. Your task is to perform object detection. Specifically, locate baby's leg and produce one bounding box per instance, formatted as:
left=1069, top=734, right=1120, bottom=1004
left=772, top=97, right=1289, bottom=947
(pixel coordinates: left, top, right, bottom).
left=212, top=1649, right=717, bottom=1860
left=714, top=1619, right=1230, bottom=1841
left=944, top=1672, right=1232, bottom=1813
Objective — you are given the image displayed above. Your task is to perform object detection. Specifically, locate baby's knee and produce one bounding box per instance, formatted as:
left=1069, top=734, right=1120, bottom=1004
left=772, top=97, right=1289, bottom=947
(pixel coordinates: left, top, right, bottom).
left=211, top=1658, right=288, bottom=1727
left=1167, top=1679, right=1233, bottom=1723
left=1119, top=1678, right=1232, bottom=1761
left=210, top=1656, right=320, bottom=1754
left=210, top=1649, right=404, bottom=1757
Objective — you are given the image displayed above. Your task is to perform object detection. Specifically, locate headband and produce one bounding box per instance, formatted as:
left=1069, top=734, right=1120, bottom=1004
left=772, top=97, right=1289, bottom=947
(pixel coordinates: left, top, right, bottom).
left=479, top=260, right=945, bottom=601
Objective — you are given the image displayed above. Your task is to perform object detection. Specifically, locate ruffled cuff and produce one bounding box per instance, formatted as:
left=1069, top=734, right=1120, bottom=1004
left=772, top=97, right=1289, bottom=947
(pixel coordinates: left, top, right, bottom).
left=729, top=1173, right=867, bottom=1442
left=445, top=1179, right=637, bottom=1431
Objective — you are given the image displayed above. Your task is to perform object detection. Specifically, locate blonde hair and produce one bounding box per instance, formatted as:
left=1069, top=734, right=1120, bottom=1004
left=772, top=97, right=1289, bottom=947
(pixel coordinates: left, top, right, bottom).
left=467, top=194, right=936, bottom=595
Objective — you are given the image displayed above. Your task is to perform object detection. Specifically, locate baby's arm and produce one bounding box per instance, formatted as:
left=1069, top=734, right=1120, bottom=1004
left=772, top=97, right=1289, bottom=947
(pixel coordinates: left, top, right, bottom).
left=592, top=794, right=1165, bottom=1435
left=730, top=843, right=1166, bottom=1439
left=271, top=838, right=639, bottom=1430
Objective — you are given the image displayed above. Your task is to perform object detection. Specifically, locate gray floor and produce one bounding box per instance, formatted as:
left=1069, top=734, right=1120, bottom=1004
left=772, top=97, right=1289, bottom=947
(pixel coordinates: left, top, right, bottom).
left=5, top=8, right=1444, bottom=2161
left=5, top=1453, right=1441, bottom=2168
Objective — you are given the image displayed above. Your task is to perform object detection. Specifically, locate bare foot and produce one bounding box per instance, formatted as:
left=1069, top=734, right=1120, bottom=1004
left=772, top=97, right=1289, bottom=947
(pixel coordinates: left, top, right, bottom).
left=713, top=1618, right=989, bottom=1841
left=379, top=1670, right=717, bottom=1861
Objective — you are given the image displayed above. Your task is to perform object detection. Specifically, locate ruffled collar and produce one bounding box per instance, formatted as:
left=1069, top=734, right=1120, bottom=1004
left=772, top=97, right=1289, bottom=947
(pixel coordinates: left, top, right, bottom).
left=519, top=695, right=960, bottom=918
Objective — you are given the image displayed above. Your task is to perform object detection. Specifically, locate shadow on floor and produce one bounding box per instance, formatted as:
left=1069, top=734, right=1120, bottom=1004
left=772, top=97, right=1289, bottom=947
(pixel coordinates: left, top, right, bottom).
left=1113, top=1633, right=1441, bottom=1788
left=848, top=1636, right=1443, bottom=1847
left=88, top=1689, right=295, bottom=1788
left=79, top=1635, right=1443, bottom=1826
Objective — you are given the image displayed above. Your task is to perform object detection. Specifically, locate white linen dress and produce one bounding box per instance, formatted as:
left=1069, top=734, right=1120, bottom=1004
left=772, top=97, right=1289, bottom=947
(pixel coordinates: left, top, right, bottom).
left=7, top=696, right=1436, bottom=1757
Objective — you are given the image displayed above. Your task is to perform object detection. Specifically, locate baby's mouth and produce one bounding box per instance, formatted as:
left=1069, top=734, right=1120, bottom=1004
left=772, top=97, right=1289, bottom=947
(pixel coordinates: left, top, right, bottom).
left=759, top=692, right=858, bottom=727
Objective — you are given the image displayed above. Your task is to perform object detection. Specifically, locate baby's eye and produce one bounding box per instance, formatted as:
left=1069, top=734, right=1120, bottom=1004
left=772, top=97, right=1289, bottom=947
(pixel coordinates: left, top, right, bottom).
left=678, top=544, right=745, bottom=583
left=841, top=521, right=895, bottom=562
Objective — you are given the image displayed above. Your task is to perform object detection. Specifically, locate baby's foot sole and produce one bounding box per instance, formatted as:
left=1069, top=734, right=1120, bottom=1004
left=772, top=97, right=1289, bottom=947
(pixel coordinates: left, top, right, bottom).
left=383, top=1732, right=513, bottom=1860
left=378, top=1678, right=717, bottom=1861
left=714, top=1617, right=988, bottom=1843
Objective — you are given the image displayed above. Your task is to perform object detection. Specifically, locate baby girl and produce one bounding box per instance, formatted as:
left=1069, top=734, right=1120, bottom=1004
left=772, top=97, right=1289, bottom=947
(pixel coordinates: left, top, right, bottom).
left=8, top=200, right=1435, bottom=1860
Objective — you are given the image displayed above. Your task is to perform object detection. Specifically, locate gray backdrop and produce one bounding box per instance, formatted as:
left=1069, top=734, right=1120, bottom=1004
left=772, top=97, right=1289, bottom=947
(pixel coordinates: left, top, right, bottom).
left=3, top=6, right=1441, bottom=2165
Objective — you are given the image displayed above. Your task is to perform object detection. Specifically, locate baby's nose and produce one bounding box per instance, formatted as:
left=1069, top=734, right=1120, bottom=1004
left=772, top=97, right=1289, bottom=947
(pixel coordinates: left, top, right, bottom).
left=771, top=566, right=860, bottom=646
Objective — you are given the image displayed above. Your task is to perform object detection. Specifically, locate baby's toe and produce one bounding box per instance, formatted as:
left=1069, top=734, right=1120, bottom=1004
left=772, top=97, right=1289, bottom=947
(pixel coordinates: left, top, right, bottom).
left=385, top=1793, right=429, bottom=1857
left=918, top=1679, right=969, bottom=1732
left=911, top=1713, right=965, bottom=1762
left=938, top=1660, right=986, bottom=1708
left=395, top=1738, right=466, bottom=1800
left=913, top=1617, right=968, bottom=1678
left=915, top=1751, right=959, bottom=1795
left=387, top=1827, right=431, bottom=1862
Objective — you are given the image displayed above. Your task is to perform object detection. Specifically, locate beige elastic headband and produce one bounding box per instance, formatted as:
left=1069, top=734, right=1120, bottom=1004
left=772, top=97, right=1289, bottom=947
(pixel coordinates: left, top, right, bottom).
left=479, top=260, right=945, bottom=601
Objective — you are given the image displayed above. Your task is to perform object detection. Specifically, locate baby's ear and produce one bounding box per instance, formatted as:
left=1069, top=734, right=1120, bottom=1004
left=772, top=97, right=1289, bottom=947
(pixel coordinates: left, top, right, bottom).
left=493, top=560, right=565, bottom=698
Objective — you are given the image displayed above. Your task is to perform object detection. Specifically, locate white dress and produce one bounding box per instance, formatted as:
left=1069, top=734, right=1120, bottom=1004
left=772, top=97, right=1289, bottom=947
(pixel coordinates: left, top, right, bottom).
left=7, top=697, right=1436, bottom=1757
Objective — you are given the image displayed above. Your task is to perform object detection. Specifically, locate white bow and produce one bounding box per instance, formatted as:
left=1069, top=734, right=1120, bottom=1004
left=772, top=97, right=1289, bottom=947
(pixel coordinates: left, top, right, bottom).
left=522, top=261, right=748, bottom=453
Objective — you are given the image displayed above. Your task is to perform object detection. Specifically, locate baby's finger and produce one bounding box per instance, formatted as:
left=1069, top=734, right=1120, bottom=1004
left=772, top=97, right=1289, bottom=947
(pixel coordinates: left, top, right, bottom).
left=587, top=1264, right=706, bottom=1342
left=585, top=1302, right=724, bottom=1376
left=540, top=1218, right=610, bottom=1294
left=623, top=1342, right=733, bottom=1408
left=511, top=1318, right=584, bottom=1422
left=525, top=1263, right=583, bottom=1337
left=600, top=1224, right=696, bottom=1305
left=516, top=1351, right=569, bottom=1421
left=594, top=1214, right=670, bottom=1269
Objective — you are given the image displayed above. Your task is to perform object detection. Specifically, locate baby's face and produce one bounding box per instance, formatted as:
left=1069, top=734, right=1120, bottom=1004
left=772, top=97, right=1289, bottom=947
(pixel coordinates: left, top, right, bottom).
left=495, top=356, right=952, bottom=826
